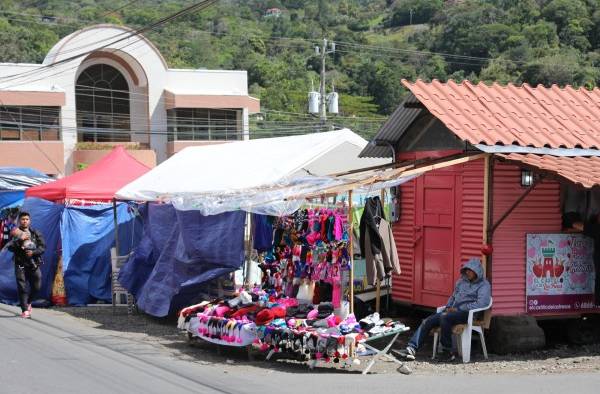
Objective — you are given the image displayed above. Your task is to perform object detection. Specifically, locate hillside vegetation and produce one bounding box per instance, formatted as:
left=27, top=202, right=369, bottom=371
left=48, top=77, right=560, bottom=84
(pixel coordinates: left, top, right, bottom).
left=1, top=0, right=600, bottom=135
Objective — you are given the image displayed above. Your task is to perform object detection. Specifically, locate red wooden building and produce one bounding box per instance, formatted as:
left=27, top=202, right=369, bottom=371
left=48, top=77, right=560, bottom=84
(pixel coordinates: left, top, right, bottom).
left=360, top=80, right=600, bottom=317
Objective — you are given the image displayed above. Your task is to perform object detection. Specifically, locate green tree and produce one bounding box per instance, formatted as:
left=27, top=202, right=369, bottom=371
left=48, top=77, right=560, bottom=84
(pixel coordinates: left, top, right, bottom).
left=387, top=0, right=443, bottom=27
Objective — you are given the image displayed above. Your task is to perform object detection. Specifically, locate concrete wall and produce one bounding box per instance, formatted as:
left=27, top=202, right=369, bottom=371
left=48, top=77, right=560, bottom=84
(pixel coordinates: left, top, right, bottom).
left=0, top=25, right=256, bottom=174
left=72, top=148, right=156, bottom=169
left=165, top=69, right=249, bottom=95
left=0, top=141, right=64, bottom=175
left=166, top=140, right=230, bottom=157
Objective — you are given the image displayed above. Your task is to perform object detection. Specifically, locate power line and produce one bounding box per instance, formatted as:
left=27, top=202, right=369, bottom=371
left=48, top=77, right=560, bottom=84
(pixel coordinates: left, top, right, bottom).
left=0, top=0, right=221, bottom=174
left=0, top=0, right=219, bottom=85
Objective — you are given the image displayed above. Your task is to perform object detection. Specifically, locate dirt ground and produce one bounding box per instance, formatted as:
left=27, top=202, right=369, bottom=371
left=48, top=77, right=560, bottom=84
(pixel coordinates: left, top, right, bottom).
left=48, top=306, right=600, bottom=376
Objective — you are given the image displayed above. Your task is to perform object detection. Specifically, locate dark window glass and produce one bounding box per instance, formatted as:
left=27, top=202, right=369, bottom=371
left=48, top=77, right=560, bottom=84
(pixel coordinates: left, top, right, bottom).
left=76, top=64, right=130, bottom=142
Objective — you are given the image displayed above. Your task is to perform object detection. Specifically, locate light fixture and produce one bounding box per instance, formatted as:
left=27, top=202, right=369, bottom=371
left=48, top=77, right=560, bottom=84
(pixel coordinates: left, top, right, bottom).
left=521, top=169, right=534, bottom=187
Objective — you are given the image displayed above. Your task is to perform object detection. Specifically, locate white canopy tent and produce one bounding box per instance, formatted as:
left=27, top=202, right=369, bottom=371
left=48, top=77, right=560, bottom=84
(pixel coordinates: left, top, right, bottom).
left=116, top=129, right=390, bottom=215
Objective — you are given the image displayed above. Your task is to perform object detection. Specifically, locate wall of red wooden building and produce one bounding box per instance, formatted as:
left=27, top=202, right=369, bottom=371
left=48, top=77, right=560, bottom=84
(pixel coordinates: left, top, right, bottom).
left=391, top=157, right=562, bottom=316
left=490, top=162, right=562, bottom=315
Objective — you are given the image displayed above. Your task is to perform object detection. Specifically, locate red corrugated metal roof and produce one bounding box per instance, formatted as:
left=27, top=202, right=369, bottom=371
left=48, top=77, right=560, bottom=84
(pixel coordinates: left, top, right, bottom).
left=497, top=153, right=600, bottom=189
left=402, top=79, right=600, bottom=149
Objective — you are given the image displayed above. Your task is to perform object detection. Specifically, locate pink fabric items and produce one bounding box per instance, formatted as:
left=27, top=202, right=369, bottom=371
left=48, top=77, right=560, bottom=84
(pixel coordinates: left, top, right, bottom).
left=334, top=214, right=343, bottom=241
left=307, top=308, right=319, bottom=320
left=214, top=305, right=230, bottom=318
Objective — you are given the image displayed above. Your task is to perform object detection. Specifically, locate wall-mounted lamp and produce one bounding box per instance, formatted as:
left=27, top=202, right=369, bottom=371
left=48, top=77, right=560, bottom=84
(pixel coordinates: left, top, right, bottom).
left=521, top=169, right=534, bottom=187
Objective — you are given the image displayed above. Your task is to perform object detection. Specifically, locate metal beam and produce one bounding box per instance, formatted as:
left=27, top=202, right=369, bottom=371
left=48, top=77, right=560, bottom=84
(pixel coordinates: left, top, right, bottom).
left=490, top=178, right=542, bottom=234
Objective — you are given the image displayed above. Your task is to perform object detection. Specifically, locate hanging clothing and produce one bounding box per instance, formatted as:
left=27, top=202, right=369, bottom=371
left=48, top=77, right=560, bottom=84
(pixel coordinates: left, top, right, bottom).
left=359, top=197, right=385, bottom=257
left=364, top=230, right=385, bottom=285
left=378, top=218, right=401, bottom=278
left=360, top=197, right=386, bottom=284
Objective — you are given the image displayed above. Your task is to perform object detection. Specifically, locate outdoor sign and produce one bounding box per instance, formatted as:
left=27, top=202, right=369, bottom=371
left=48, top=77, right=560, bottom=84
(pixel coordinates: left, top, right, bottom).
left=526, top=234, right=599, bottom=313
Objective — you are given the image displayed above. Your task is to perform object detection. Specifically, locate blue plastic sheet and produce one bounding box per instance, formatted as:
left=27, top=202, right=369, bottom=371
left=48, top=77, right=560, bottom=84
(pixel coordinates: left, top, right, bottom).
left=61, top=203, right=142, bottom=305
left=118, top=203, right=177, bottom=299
left=0, top=191, right=25, bottom=210
left=119, top=204, right=246, bottom=317
left=0, top=198, right=63, bottom=305
left=0, top=199, right=142, bottom=306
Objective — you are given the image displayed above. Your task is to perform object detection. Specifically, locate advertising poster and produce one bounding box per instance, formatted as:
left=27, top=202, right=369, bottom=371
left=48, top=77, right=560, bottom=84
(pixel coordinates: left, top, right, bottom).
left=526, top=234, right=599, bottom=313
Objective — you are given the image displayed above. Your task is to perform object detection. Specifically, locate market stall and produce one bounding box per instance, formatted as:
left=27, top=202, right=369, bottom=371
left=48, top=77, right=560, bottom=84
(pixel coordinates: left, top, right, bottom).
left=115, top=129, right=392, bottom=317
left=115, top=129, right=420, bottom=372
left=9, top=146, right=150, bottom=305
left=178, top=206, right=409, bottom=374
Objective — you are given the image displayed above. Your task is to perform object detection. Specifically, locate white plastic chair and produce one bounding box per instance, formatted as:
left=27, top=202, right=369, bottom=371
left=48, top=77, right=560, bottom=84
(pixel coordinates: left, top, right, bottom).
left=432, top=298, right=492, bottom=363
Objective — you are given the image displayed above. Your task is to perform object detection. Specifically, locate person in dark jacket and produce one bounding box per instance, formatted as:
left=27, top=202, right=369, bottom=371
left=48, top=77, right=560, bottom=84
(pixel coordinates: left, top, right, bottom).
left=397, top=258, right=491, bottom=362
left=6, top=211, right=45, bottom=318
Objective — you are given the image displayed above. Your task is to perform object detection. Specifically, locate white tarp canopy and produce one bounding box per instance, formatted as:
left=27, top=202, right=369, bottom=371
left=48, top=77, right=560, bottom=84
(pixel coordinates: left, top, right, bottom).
left=116, top=129, right=390, bottom=215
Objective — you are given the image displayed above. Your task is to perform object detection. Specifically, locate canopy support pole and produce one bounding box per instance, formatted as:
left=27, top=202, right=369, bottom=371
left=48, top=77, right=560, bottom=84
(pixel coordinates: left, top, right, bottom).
left=375, top=189, right=385, bottom=314
left=348, top=190, right=354, bottom=315
left=482, top=155, right=493, bottom=279
left=112, top=198, right=120, bottom=310
left=243, top=212, right=252, bottom=288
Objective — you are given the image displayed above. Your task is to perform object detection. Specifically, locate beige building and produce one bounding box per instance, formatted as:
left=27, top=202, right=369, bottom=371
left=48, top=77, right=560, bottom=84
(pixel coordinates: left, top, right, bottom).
left=0, top=24, right=260, bottom=175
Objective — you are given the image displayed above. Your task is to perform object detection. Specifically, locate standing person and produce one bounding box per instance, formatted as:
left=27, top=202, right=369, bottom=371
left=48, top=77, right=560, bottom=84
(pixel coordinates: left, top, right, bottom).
left=397, top=258, right=491, bottom=361
left=6, top=212, right=45, bottom=318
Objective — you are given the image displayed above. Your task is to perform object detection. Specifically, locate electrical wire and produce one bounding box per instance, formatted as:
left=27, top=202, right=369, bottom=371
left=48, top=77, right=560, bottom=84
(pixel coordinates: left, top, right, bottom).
left=0, top=0, right=219, bottom=84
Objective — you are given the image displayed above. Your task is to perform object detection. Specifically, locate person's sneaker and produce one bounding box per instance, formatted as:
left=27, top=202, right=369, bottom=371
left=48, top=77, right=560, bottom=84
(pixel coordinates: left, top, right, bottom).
left=436, top=349, right=456, bottom=362
left=394, top=346, right=416, bottom=361
left=20, top=310, right=31, bottom=319
left=27, top=304, right=32, bottom=313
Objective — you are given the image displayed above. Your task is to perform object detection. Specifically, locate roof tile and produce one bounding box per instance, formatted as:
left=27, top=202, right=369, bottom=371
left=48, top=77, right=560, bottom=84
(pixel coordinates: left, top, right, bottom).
left=498, top=154, right=600, bottom=189
left=402, top=80, right=600, bottom=149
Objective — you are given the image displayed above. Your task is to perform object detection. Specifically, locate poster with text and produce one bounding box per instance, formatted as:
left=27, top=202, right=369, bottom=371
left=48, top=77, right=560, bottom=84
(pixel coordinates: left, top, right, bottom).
left=526, top=234, right=599, bottom=313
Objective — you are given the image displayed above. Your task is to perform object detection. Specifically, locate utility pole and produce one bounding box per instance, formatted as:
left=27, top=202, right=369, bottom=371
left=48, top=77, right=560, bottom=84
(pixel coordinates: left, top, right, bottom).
left=310, top=38, right=336, bottom=127
left=409, top=8, right=414, bottom=25
left=319, top=38, right=328, bottom=123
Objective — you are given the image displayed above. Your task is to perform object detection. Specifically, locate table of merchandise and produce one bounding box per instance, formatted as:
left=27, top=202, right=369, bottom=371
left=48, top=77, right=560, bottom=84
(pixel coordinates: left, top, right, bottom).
left=180, top=297, right=411, bottom=374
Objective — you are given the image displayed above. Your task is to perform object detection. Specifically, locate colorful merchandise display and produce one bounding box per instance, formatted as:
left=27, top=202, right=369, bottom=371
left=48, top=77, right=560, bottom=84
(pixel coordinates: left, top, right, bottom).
left=258, top=208, right=351, bottom=309
left=179, top=288, right=407, bottom=368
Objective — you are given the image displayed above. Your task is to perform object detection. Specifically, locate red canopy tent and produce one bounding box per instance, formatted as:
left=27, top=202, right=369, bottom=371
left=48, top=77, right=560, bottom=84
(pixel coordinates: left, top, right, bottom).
left=26, top=146, right=151, bottom=203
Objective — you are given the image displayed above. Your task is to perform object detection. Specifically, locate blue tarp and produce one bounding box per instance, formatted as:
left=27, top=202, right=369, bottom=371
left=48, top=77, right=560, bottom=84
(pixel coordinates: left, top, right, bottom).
left=119, top=203, right=246, bottom=317
left=0, top=198, right=141, bottom=306
left=0, top=167, right=50, bottom=210
left=0, top=167, right=47, bottom=178
left=0, top=198, right=63, bottom=305
left=61, top=203, right=142, bottom=305
left=0, top=191, right=26, bottom=209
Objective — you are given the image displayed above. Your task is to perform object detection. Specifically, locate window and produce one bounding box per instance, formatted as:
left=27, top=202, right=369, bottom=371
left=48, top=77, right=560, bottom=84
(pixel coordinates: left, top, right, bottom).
left=167, top=108, right=241, bottom=141
left=76, top=64, right=130, bottom=142
left=0, top=106, right=60, bottom=141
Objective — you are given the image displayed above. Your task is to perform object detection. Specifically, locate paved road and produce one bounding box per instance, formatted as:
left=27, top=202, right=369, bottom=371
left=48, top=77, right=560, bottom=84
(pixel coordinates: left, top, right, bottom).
left=1, top=304, right=599, bottom=394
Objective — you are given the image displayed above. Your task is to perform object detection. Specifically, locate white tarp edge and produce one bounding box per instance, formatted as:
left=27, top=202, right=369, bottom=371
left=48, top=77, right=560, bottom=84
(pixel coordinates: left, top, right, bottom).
left=116, top=129, right=389, bottom=215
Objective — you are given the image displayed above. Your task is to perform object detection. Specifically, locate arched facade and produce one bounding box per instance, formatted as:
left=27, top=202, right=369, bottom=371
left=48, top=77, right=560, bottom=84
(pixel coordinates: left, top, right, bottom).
left=0, top=24, right=259, bottom=175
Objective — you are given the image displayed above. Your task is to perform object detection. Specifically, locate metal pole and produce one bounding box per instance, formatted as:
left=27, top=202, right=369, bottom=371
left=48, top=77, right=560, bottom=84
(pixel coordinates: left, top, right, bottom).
left=244, top=212, right=252, bottom=288
left=348, top=190, right=354, bottom=314
left=320, top=38, right=327, bottom=124
left=375, top=189, right=385, bottom=314
left=112, top=198, right=120, bottom=308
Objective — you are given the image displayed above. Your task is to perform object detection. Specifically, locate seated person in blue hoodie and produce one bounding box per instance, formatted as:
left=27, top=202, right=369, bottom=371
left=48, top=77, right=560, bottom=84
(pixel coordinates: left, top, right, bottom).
left=398, top=258, right=491, bottom=362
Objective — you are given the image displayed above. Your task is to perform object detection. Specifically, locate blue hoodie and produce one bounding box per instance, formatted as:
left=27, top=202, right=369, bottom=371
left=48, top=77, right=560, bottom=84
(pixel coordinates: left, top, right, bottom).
left=446, top=258, right=491, bottom=312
